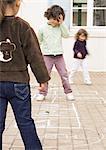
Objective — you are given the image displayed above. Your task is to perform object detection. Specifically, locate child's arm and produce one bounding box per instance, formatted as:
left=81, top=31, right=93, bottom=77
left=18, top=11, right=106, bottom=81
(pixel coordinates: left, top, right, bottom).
left=22, top=27, right=50, bottom=84
left=73, top=41, right=83, bottom=58
left=60, top=22, right=70, bottom=38
left=57, top=15, right=70, bottom=38
left=73, top=41, right=80, bottom=54
left=37, top=28, right=43, bottom=45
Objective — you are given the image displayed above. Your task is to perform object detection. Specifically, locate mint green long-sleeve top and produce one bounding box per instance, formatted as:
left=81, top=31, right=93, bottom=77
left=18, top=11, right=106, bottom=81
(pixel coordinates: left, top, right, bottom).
left=38, top=22, right=70, bottom=55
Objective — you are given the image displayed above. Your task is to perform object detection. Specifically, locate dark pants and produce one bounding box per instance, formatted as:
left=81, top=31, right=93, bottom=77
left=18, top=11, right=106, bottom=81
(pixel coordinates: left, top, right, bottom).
left=0, top=82, right=42, bottom=150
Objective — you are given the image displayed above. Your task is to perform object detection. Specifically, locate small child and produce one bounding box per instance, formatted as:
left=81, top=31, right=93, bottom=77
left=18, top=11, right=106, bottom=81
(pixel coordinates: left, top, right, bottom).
left=36, top=5, right=75, bottom=101
left=69, top=29, right=92, bottom=85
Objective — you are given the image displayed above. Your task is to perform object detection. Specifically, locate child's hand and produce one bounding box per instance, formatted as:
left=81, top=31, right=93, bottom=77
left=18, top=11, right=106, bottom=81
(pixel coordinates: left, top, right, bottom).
left=58, top=14, right=64, bottom=24
left=77, top=52, right=82, bottom=58
left=38, top=83, right=46, bottom=92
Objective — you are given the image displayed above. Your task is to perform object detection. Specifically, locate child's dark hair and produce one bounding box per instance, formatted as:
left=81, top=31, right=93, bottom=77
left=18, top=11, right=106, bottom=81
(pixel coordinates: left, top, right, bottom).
left=75, top=29, right=88, bottom=40
left=44, top=5, right=65, bottom=21
left=0, top=0, right=15, bottom=23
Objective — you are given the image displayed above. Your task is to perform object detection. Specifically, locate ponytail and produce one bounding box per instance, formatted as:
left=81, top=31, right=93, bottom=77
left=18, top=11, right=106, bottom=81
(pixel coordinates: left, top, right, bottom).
left=0, top=0, right=4, bottom=23
left=0, top=0, right=16, bottom=23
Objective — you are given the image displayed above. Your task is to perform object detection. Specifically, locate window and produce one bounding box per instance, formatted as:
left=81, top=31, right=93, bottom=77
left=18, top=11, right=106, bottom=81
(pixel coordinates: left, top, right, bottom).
left=94, top=0, right=106, bottom=7
left=73, top=0, right=87, bottom=26
left=71, top=0, right=106, bottom=27
left=93, top=0, right=106, bottom=26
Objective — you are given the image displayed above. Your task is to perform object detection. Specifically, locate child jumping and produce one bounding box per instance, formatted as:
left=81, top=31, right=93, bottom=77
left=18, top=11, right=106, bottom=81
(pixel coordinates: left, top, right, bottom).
left=36, top=5, right=75, bottom=101
left=0, top=0, right=50, bottom=149
left=69, top=29, right=92, bottom=85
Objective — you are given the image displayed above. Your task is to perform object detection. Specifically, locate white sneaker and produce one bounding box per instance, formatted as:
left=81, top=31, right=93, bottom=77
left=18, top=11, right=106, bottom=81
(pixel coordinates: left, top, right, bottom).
left=66, top=93, right=75, bottom=101
left=69, top=76, right=74, bottom=84
left=69, top=79, right=74, bottom=84
left=84, top=80, right=92, bottom=85
left=36, top=94, right=45, bottom=101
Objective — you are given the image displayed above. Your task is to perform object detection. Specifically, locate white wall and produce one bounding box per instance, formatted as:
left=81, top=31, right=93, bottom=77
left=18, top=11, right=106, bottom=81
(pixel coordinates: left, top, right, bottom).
left=18, top=0, right=48, bottom=30
left=18, top=0, right=106, bottom=72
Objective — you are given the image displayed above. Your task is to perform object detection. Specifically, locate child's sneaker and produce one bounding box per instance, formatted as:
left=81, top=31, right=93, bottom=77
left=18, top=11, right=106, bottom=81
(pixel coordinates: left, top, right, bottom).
left=69, top=77, right=74, bottom=84
left=36, top=94, right=45, bottom=101
left=69, top=79, right=74, bottom=84
left=66, top=92, right=75, bottom=101
left=84, top=80, right=92, bottom=85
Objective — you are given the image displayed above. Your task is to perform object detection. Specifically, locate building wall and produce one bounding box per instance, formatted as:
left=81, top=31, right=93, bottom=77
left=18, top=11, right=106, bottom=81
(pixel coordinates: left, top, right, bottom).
left=18, top=0, right=48, bottom=30
left=18, top=0, right=106, bottom=72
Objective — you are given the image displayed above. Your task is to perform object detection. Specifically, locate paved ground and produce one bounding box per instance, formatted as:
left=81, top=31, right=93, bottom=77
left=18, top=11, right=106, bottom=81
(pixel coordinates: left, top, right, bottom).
left=3, top=71, right=106, bottom=150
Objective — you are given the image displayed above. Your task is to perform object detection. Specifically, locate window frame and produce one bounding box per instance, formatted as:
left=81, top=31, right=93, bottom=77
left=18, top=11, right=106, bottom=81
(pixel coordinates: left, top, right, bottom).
left=70, top=0, right=106, bottom=28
